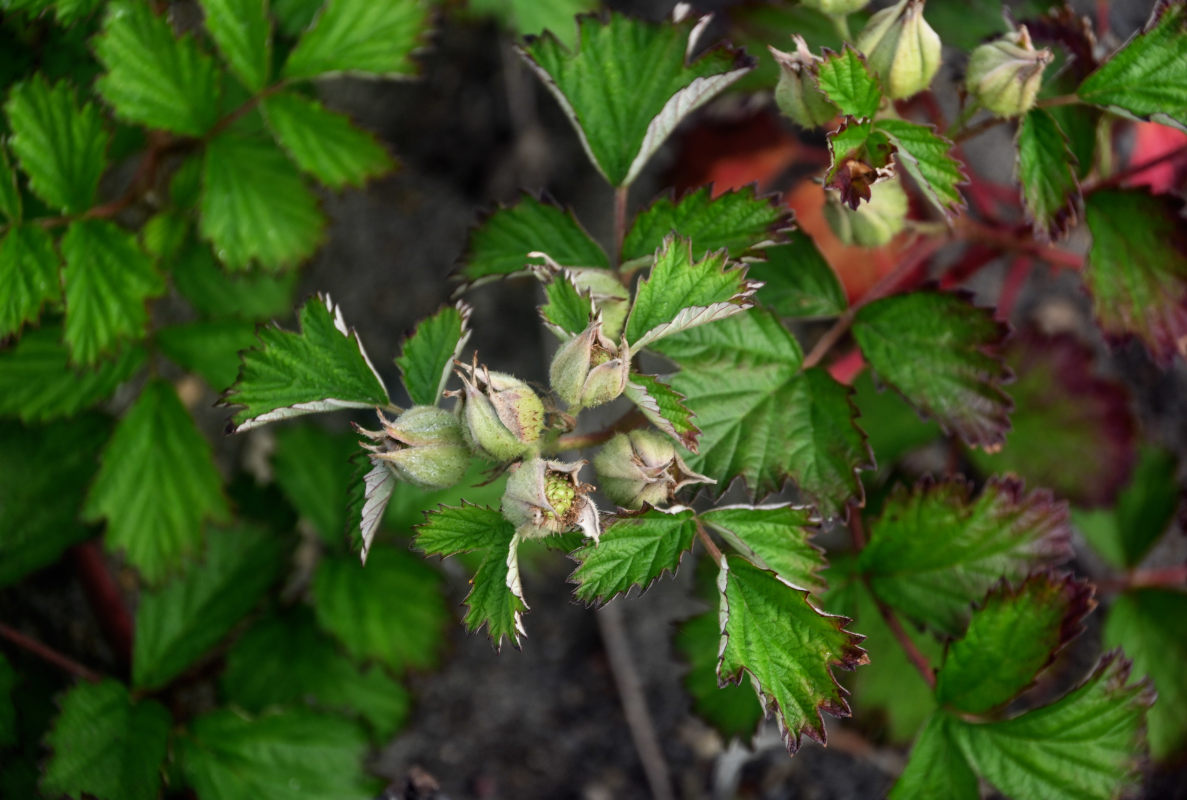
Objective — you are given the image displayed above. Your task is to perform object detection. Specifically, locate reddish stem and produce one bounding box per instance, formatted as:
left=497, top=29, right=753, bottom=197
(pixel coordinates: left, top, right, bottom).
left=996, top=255, right=1032, bottom=320
left=0, top=623, right=104, bottom=684
left=1085, top=144, right=1187, bottom=193
left=695, top=520, right=724, bottom=563
left=1098, top=565, right=1187, bottom=593
left=71, top=542, right=134, bottom=669
left=958, top=217, right=1083, bottom=270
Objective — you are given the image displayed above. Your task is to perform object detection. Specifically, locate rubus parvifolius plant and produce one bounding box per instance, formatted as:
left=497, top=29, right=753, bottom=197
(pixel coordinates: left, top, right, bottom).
left=217, top=1, right=1187, bottom=797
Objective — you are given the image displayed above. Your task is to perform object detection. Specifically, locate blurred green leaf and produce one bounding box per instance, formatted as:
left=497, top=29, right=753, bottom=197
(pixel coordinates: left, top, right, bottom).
left=283, top=0, right=429, bottom=80
left=262, top=91, right=394, bottom=189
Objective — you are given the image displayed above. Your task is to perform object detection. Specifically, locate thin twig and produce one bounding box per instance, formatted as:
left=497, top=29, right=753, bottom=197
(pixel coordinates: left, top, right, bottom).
left=0, top=623, right=104, bottom=684
left=595, top=603, right=675, bottom=800
left=1097, top=564, right=1187, bottom=593
left=957, top=217, right=1083, bottom=269
left=551, top=408, right=646, bottom=453
left=1084, top=144, right=1187, bottom=193
left=847, top=500, right=867, bottom=549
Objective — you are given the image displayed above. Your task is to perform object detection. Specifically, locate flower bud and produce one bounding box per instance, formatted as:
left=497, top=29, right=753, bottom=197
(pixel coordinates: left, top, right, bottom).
left=770, top=37, right=839, bottom=130
left=801, top=0, right=870, bottom=15
left=965, top=26, right=1052, bottom=118
left=855, top=0, right=942, bottom=100
left=502, top=457, right=601, bottom=541
left=357, top=406, right=470, bottom=490
left=822, top=175, right=909, bottom=247
left=454, top=363, right=545, bottom=462
left=593, top=431, right=714, bottom=510
left=549, top=320, right=631, bottom=410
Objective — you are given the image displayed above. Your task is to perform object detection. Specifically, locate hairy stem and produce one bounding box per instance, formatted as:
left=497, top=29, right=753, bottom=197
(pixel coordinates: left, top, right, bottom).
left=0, top=623, right=104, bottom=684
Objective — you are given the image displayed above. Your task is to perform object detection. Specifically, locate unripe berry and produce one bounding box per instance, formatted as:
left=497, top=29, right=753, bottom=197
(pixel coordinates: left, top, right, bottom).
left=549, top=320, right=630, bottom=410
left=770, top=37, right=839, bottom=130
left=965, top=26, right=1052, bottom=118
left=855, top=0, right=942, bottom=100
left=454, top=363, right=545, bottom=462
left=822, top=175, right=909, bottom=247
left=593, top=430, right=713, bottom=510
left=357, top=406, right=470, bottom=490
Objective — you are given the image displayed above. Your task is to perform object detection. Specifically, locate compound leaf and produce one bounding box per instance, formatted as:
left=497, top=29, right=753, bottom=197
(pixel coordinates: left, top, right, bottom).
left=859, top=477, right=1073, bottom=636
left=718, top=554, right=867, bottom=753
left=395, top=302, right=471, bottom=406
left=4, top=74, right=109, bottom=213
left=571, top=507, right=697, bottom=604
left=132, top=524, right=283, bottom=689
left=1016, top=108, right=1081, bottom=240
left=624, top=236, right=759, bottom=353
left=815, top=46, right=881, bottom=119
left=622, top=373, right=698, bottom=452
left=42, top=680, right=170, bottom=800
left=621, top=185, right=792, bottom=263
left=748, top=232, right=847, bottom=319
left=179, top=708, right=373, bottom=800
left=85, top=380, right=231, bottom=582
left=675, top=608, right=763, bottom=741
left=262, top=91, right=394, bottom=189
left=156, top=319, right=259, bottom=390
left=701, top=504, right=824, bottom=593
left=1083, top=188, right=1187, bottom=364
left=223, top=294, right=389, bottom=432
left=877, top=119, right=966, bottom=217
left=199, top=0, right=272, bottom=92
left=853, top=290, right=1011, bottom=448
left=95, top=0, right=221, bottom=136
left=283, top=0, right=429, bottom=80
left=519, top=12, right=753, bottom=186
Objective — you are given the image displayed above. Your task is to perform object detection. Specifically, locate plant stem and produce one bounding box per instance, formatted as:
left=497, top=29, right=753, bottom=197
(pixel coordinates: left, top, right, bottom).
left=551, top=408, right=645, bottom=453
left=71, top=542, right=134, bottom=669
left=0, top=623, right=104, bottom=684
left=1098, top=565, right=1187, bottom=593
left=944, top=102, right=981, bottom=141
left=1084, top=143, right=1187, bottom=193
left=956, top=217, right=1083, bottom=269
left=832, top=13, right=853, bottom=41
left=695, top=520, right=724, bottom=563
left=613, top=184, right=629, bottom=269
left=1035, top=94, right=1082, bottom=109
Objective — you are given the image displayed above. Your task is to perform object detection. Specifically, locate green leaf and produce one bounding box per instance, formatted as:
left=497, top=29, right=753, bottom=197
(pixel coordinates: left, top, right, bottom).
left=622, top=373, right=698, bottom=452
left=675, top=608, right=763, bottom=741
left=85, top=379, right=231, bottom=582
left=0, top=146, right=21, bottom=221
left=571, top=507, right=696, bottom=604
left=621, top=185, right=792, bottom=263
left=0, top=225, right=60, bottom=338
left=42, top=680, right=170, bottom=800
left=936, top=574, right=1093, bottom=714
left=157, top=319, right=258, bottom=390
left=1103, top=589, right=1187, bottom=760
left=726, top=2, right=851, bottom=90
left=1016, top=108, right=1081, bottom=240
left=1077, top=1, right=1187, bottom=130
left=658, top=312, right=871, bottom=516
left=94, top=0, right=221, bottom=136
left=951, top=653, right=1152, bottom=800
left=271, top=423, right=357, bottom=547
left=718, top=554, right=867, bottom=753
left=748, top=232, right=847, bottom=319
left=262, top=91, right=394, bottom=189
left=460, top=193, right=608, bottom=283
left=395, top=302, right=471, bottom=406
left=4, top=74, right=109, bottom=213
left=815, top=46, right=881, bottom=119
left=171, top=239, right=299, bottom=320
left=519, top=12, right=753, bottom=186
left=853, top=290, right=1011, bottom=447
left=313, top=546, right=449, bottom=671
left=468, top=0, right=594, bottom=48
left=701, top=504, right=824, bottom=593
left=221, top=609, right=409, bottom=740
left=1083, top=188, right=1187, bottom=364
left=272, top=0, right=321, bottom=36
left=133, top=524, right=282, bottom=688
left=876, top=119, right=966, bottom=217
left=1074, top=446, right=1182, bottom=569
left=223, top=294, right=390, bottom=432
left=824, top=120, right=894, bottom=208
left=199, top=0, right=272, bottom=91
left=851, top=369, right=939, bottom=467
left=889, top=714, right=979, bottom=800
left=0, top=329, right=144, bottom=422
left=538, top=269, right=594, bottom=337
left=415, top=504, right=526, bottom=649
left=624, top=237, right=759, bottom=353
left=859, top=477, right=1073, bottom=636
left=0, top=413, right=110, bottom=587
left=283, top=0, right=429, bottom=80
left=179, top=708, right=373, bottom=800
left=201, top=131, right=326, bottom=271
left=61, top=220, right=163, bottom=366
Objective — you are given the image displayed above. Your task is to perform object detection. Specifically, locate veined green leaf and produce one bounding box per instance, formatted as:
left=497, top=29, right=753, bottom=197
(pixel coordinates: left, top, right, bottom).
left=415, top=504, right=526, bottom=649
left=133, top=524, right=283, bottom=689
left=718, top=554, right=867, bottom=753
left=156, top=319, right=259, bottom=390
left=42, top=681, right=171, bottom=800
left=538, top=268, right=594, bottom=337
left=621, top=185, right=792, bottom=263
left=675, top=607, right=763, bottom=741
left=700, top=504, right=824, bottom=593
left=396, top=302, right=471, bottom=406
left=200, top=131, right=326, bottom=271
left=853, top=290, right=1011, bottom=447
left=622, top=373, right=698, bottom=452
left=624, top=237, right=759, bottom=353
left=199, top=0, right=272, bottom=91
left=179, top=708, right=374, bottom=800
left=889, top=714, right=979, bottom=800
left=1083, top=189, right=1187, bottom=364
left=273, top=0, right=322, bottom=36
left=1016, top=108, right=1081, bottom=240
left=1077, top=0, right=1187, bottom=130
left=815, top=46, right=881, bottom=119
left=61, top=220, right=164, bottom=366
left=223, top=294, right=390, bottom=432
left=851, top=369, right=940, bottom=467
left=519, top=12, right=753, bottom=186
left=0, top=225, right=60, bottom=338
left=748, top=232, right=847, bottom=319
left=935, top=574, right=1094, bottom=714
left=860, top=477, right=1073, bottom=636
left=4, top=74, right=109, bottom=213
left=85, top=380, right=231, bottom=582
left=171, top=239, right=299, bottom=320
left=271, top=423, right=358, bottom=547
left=571, top=507, right=697, bottom=604
left=468, top=0, right=594, bottom=48
left=95, top=0, right=221, bottom=136
left=283, top=0, right=429, bottom=80
left=876, top=119, right=966, bottom=218
left=262, top=91, right=394, bottom=189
